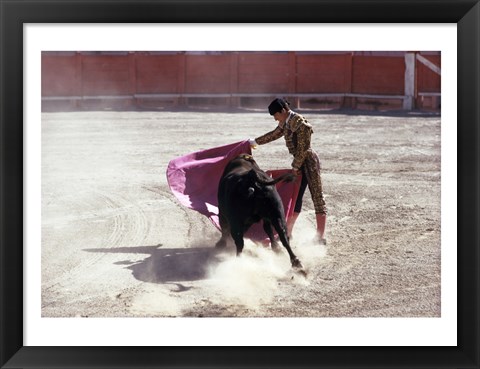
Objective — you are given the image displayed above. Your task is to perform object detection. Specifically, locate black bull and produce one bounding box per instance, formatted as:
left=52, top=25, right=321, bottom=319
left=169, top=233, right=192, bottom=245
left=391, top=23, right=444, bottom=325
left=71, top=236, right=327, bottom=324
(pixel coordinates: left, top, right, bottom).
left=215, top=154, right=303, bottom=270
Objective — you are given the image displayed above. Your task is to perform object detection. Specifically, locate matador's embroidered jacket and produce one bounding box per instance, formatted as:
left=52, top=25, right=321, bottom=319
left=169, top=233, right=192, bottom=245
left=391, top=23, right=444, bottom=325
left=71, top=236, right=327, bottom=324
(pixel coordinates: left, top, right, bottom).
left=255, top=111, right=314, bottom=170
left=254, top=111, right=327, bottom=214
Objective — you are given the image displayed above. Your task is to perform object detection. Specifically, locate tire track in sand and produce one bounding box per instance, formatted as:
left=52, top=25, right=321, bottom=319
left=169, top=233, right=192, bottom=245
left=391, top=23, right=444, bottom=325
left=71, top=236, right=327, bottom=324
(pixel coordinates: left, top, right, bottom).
left=42, top=188, right=150, bottom=292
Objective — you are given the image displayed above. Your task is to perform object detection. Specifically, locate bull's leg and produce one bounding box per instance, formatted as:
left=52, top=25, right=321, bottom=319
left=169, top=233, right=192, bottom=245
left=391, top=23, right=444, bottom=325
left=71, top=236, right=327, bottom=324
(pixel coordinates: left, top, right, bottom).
left=232, top=233, right=245, bottom=256
left=262, top=220, right=279, bottom=249
left=272, top=217, right=303, bottom=269
left=215, top=213, right=229, bottom=249
left=230, top=224, right=245, bottom=256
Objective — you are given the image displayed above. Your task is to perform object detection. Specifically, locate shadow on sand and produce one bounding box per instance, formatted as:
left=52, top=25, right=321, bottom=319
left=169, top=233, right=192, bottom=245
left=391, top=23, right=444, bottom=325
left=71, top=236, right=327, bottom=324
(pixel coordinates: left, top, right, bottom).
left=84, top=244, right=233, bottom=284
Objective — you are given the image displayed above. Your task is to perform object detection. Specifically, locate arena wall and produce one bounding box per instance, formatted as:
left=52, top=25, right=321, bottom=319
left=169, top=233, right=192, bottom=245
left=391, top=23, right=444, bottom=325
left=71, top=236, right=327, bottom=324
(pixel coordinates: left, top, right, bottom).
left=41, top=51, right=441, bottom=112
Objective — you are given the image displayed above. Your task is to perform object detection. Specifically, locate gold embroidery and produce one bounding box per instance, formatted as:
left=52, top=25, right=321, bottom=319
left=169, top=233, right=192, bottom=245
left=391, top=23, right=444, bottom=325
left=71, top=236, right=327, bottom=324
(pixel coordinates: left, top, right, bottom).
left=254, top=112, right=326, bottom=214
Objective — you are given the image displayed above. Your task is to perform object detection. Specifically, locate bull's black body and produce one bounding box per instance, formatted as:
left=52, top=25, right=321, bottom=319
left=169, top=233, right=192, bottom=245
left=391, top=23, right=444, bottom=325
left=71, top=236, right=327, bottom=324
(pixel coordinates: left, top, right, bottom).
left=215, top=154, right=303, bottom=269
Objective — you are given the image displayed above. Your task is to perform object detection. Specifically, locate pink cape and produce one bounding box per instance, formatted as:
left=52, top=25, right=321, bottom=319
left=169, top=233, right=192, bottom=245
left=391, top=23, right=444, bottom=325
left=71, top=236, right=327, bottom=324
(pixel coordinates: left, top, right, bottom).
left=166, top=140, right=301, bottom=241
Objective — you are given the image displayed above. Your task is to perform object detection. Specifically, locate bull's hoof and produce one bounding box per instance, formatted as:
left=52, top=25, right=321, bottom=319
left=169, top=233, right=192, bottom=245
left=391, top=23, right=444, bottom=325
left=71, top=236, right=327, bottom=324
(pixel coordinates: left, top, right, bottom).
left=291, top=259, right=307, bottom=277
left=270, top=241, right=281, bottom=252
left=215, top=239, right=227, bottom=249
left=291, top=257, right=303, bottom=269
left=295, top=268, right=308, bottom=277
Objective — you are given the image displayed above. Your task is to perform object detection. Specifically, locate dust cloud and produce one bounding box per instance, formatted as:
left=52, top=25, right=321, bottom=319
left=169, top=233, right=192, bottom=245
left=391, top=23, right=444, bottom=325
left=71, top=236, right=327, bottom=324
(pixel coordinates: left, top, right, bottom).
left=204, top=220, right=327, bottom=310
left=129, top=221, right=327, bottom=316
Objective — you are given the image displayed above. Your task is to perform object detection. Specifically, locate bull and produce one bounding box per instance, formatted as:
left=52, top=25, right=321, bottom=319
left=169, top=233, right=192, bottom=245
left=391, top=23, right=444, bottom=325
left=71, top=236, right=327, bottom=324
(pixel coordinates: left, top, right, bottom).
left=215, top=154, right=303, bottom=270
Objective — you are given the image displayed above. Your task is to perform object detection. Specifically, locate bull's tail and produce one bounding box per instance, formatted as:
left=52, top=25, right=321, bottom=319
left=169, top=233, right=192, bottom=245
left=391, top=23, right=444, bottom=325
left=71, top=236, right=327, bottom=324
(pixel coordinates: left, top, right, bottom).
left=255, top=172, right=296, bottom=186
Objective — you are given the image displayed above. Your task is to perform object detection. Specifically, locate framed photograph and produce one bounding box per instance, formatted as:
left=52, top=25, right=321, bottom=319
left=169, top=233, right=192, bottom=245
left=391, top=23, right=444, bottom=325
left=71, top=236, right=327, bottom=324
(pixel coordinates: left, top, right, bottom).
left=1, top=1, right=479, bottom=368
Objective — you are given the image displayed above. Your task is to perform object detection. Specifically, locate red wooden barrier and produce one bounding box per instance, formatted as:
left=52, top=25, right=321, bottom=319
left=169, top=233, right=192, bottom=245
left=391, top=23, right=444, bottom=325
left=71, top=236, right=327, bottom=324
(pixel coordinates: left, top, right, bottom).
left=136, top=53, right=180, bottom=94
left=297, top=53, right=352, bottom=93
left=42, top=53, right=79, bottom=97
left=41, top=51, right=441, bottom=112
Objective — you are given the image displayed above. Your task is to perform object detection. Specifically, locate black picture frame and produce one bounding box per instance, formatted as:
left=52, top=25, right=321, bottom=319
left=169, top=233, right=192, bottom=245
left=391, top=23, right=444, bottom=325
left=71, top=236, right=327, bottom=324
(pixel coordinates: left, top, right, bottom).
left=1, top=1, right=479, bottom=368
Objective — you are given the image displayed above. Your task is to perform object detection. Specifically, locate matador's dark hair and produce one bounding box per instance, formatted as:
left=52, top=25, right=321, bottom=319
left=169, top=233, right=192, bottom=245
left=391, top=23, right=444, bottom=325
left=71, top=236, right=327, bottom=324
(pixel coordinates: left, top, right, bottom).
left=268, top=98, right=290, bottom=115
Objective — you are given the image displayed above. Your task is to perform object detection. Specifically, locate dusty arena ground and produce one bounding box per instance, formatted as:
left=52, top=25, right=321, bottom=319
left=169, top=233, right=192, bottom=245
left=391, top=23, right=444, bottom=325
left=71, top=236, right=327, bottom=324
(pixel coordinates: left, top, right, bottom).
left=41, top=109, right=441, bottom=318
